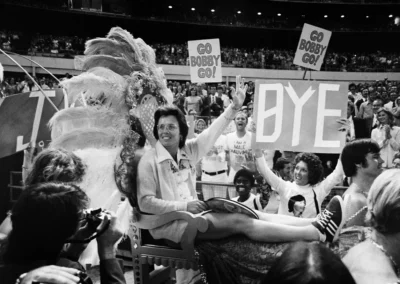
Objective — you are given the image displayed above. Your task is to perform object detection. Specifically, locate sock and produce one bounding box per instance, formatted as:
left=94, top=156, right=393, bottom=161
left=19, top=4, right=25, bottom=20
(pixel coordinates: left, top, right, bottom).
left=315, top=226, right=326, bottom=242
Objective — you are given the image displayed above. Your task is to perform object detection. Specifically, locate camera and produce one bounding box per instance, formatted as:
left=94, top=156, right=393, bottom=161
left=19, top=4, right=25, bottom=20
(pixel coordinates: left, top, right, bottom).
left=78, top=271, right=93, bottom=284
left=83, top=208, right=106, bottom=227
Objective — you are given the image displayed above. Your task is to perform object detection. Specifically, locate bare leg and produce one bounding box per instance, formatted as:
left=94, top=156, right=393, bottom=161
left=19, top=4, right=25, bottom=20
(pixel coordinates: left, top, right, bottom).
left=255, top=210, right=314, bottom=227
left=197, top=213, right=319, bottom=243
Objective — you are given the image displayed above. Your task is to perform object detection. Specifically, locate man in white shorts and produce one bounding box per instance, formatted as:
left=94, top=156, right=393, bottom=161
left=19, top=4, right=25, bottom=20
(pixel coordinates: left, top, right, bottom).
left=201, top=134, right=229, bottom=200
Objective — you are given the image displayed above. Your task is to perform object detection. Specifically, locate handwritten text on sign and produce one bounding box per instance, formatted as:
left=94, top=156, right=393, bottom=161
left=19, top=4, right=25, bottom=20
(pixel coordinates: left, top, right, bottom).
left=188, top=38, right=222, bottom=83
left=252, top=80, right=348, bottom=154
left=293, top=24, right=332, bottom=71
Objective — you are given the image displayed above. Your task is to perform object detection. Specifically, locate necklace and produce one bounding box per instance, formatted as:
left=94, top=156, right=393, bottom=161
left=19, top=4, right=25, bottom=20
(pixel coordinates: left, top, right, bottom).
left=370, top=238, right=400, bottom=277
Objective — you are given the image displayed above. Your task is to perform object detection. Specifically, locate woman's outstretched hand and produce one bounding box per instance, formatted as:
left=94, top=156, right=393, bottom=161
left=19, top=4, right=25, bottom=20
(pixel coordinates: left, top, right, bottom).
left=337, top=118, right=350, bottom=132
left=230, top=75, right=248, bottom=110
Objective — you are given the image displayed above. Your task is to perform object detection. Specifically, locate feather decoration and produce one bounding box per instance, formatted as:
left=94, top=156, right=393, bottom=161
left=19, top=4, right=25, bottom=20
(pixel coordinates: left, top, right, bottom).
left=48, top=106, right=129, bottom=140
left=50, top=127, right=126, bottom=151
left=85, top=38, right=139, bottom=67
left=0, top=63, right=3, bottom=82
left=87, top=66, right=126, bottom=85
left=148, top=65, right=173, bottom=104
left=82, top=55, right=134, bottom=76
left=135, top=38, right=156, bottom=64
left=60, top=72, right=128, bottom=113
left=86, top=67, right=130, bottom=112
left=106, top=27, right=144, bottom=65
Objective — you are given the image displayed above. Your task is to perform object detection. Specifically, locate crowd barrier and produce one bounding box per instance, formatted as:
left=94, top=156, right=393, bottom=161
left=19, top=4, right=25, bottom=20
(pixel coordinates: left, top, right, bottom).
left=196, top=181, right=348, bottom=210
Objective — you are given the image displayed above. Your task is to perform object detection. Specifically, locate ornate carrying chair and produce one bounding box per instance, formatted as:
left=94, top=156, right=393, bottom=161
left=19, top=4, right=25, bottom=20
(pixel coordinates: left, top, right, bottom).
left=127, top=149, right=209, bottom=284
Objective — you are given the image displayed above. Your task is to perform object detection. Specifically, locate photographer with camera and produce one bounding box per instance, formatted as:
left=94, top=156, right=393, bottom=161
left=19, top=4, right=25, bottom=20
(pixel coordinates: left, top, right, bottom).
left=0, top=182, right=125, bottom=284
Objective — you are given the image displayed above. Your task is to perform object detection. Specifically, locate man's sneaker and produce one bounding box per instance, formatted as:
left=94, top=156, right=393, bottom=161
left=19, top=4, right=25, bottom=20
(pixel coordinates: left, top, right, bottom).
left=312, top=195, right=345, bottom=243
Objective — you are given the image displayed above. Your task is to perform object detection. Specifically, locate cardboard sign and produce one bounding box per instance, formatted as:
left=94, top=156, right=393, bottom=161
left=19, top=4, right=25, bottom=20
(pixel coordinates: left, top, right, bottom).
left=252, top=80, right=348, bottom=154
left=188, top=38, right=222, bottom=83
left=293, top=24, right=332, bottom=71
left=0, top=89, right=66, bottom=158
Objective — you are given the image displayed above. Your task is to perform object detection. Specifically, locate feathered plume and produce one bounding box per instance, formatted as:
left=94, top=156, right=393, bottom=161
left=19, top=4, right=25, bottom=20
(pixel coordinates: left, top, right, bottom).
left=49, top=106, right=129, bottom=139
left=60, top=72, right=128, bottom=113
left=135, top=38, right=156, bottom=64
left=81, top=54, right=145, bottom=76
left=50, top=128, right=126, bottom=151
left=106, top=27, right=144, bottom=65
left=85, top=38, right=140, bottom=66
left=0, top=63, right=3, bottom=82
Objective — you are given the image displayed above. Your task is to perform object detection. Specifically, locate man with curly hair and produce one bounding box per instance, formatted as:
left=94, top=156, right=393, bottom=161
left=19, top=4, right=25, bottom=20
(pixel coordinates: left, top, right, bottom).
left=255, top=150, right=344, bottom=218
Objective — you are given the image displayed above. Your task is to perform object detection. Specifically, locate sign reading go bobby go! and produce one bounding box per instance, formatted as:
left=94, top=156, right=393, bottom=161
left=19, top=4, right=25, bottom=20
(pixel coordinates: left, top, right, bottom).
left=293, top=23, right=332, bottom=71
left=188, top=38, right=222, bottom=83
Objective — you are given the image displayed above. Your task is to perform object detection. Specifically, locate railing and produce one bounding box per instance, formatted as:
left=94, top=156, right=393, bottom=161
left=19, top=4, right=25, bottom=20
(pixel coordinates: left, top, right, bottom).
left=196, top=181, right=348, bottom=211
left=2, top=50, right=399, bottom=73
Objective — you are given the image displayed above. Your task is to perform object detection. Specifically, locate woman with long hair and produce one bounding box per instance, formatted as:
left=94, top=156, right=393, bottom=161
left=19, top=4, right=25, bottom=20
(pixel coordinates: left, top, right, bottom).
left=371, top=107, right=400, bottom=168
left=184, top=87, right=202, bottom=115
left=255, top=150, right=344, bottom=218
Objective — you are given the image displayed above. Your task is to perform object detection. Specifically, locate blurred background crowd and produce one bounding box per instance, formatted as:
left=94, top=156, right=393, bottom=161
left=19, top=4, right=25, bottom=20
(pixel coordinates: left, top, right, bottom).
left=1, top=30, right=400, bottom=72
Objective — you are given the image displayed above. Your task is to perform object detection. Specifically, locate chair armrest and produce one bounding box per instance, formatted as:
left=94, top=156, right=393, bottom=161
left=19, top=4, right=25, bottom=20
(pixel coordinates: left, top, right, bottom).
left=134, top=211, right=209, bottom=258
left=135, top=211, right=209, bottom=234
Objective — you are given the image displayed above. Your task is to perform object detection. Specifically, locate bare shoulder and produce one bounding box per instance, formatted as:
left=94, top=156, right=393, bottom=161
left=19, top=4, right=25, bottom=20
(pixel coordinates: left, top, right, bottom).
left=343, top=242, right=398, bottom=284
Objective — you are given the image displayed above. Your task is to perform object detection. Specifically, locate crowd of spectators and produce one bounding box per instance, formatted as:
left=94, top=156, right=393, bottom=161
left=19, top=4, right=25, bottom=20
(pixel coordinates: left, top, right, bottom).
left=0, top=30, right=86, bottom=59
left=0, top=74, right=65, bottom=98
left=152, top=44, right=400, bottom=72
left=2, top=29, right=400, bottom=72
left=4, top=30, right=397, bottom=72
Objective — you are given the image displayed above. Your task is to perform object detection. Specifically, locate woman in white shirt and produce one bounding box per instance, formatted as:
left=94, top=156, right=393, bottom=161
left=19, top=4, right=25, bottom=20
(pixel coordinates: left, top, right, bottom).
left=371, top=107, right=400, bottom=168
left=255, top=149, right=344, bottom=218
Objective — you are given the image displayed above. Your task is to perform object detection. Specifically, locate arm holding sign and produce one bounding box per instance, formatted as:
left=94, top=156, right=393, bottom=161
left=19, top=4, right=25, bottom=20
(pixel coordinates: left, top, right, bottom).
left=319, top=158, right=344, bottom=196
left=255, top=149, right=290, bottom=196
left=188, top=76, right=246, bottom=162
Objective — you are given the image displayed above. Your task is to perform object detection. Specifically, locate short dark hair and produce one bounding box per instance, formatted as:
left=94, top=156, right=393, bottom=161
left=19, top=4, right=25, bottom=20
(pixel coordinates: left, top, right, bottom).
left=288, top=195, right=306, bottom=213
left=262, top=242, right=355, bottom=284
left=274, top=158, right=291, bottom=171
left=25, top=148, right=86, bottom=186
left=293, top=153, right=324, bottom=186
left=153, top=105, right=189, bottom=148
left=341, top=139, right=380, bottom=177
left=3, top=182, right=89, bottom=264
left=234, top=168, right=255, bottom=187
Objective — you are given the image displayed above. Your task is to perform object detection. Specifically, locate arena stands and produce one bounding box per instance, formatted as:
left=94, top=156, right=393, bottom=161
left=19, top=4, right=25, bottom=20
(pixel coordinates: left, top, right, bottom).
left=1, top=30, right=400, bottom=72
